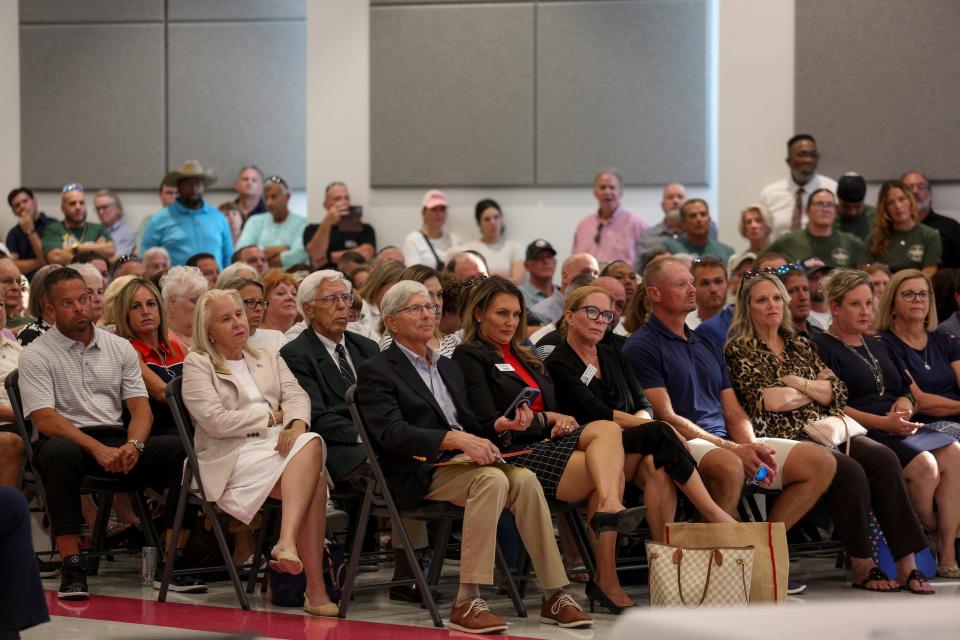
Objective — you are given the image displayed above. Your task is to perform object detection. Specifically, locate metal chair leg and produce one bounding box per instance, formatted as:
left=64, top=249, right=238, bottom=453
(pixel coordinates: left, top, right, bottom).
left=247, top=507, right=275, bottom=594
left=496, top=544, right=526, bottom=618
left=87, top=492, right=114, bottom=575
left=338, top=487, right=374, bottom=620
left=157, top=474, right=190, bottom=603
left=203, top=501, right=250, bottom=610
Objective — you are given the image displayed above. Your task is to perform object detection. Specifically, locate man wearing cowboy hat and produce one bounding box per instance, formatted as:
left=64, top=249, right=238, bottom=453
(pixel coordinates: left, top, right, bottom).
left=141, top=160, right=233, bottom=268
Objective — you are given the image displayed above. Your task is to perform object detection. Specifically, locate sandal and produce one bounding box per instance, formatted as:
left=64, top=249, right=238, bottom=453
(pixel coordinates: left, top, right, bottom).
left=901, top=569, right=934, bottom=595
left=937, top=564, right=960, bottom=579
left=851, top=566, right=900, bottom=592
left=269, top=546, right=303, bottom=575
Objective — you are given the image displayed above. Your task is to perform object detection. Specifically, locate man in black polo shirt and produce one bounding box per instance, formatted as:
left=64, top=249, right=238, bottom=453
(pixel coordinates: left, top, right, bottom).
left=902, top=170, right=960, bottom=269
left=304, top=182, right=376, bottom=269
left=6, top=187, right=54, bottom=280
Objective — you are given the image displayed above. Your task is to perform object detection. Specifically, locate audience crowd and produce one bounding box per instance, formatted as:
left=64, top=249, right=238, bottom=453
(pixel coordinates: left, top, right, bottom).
left=4, top=133, right=960, bottom=636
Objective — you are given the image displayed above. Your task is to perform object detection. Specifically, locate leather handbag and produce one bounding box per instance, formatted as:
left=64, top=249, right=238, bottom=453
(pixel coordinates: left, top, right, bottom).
left=802, top=413, right=868, bottom=454
left=646, top=541, right=754, bottom=607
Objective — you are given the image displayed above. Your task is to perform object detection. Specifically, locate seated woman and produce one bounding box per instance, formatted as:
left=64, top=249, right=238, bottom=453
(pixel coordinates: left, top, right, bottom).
left=865, top=181, right=942, bottom=277
left=182, top=289, right=336, bottom=616
left=224, top=278, right=286, bottom=353
left=814, top=269, right=959, bottom=589
left=112, top=277, right=185, bottom=436
left=260, top=270, right=300, bottom=335
left=726, top=271, right=936, bottom=592
left=17, top=264, right=62, bottom=346
left=452, top=277, right=655, bottom=614
left=544, top=285, right=735, bottom=605
left=379, top=265, right=460, bottom=357
left=67, top=263, right=105, bottom=324
left=876, top=269, right=960, bottom=576
left=159, top=266, right=208, bottom=347
left=356, top=259, right=404, bottom=341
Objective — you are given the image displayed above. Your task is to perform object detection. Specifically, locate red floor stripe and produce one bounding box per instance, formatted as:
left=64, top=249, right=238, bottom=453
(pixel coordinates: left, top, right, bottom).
left=44, top=590, right=542, bottom=639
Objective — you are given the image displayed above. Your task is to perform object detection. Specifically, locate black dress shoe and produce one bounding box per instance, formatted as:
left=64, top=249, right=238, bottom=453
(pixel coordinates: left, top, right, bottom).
left=389, top=583, right=444, bottom=607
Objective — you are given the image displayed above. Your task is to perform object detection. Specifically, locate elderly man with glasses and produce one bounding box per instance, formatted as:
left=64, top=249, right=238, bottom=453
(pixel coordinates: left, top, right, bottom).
left=42, top=184, right=114, bottom=266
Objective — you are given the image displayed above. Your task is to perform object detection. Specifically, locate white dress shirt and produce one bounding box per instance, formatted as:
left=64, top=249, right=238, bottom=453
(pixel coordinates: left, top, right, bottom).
left=760, top=173, right=838, bottom=239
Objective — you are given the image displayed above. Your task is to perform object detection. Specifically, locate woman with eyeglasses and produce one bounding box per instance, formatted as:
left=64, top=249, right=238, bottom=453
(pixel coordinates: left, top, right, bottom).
left=725, top=271, right=936, bottom=592
left=453, top=277, right=654, bottom=614
left=544, top=285, right=735, bottom=611
left=866, top=180, right=942, bottom=277
left=379, top=265, right=461, bottom=358
left=766, top=190, right=864, bottom=268
left=814, top=269, right=960, bottom=587
left=224, top=278, right=286, bottom=353
left=235, top=176, right=309, bottom=269
left=159, top=266, right=208, bottom=347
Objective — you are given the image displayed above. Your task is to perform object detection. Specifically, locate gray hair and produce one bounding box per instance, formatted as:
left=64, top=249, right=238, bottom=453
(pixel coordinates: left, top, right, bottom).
left=215, top=262, right=258, bottom=289
left=159, top=265, right=208, bottom=303
left=142, top=246, right=170, bottom=264
left=296, top=269, right=352, bottom=316
left=67, top=262, right=103, bottom=286
left=380, top=280, right=429, bottom=319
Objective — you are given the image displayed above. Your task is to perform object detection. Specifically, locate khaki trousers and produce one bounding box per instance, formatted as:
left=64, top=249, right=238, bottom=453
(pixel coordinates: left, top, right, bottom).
left=425, top=463, right=567, bottom=588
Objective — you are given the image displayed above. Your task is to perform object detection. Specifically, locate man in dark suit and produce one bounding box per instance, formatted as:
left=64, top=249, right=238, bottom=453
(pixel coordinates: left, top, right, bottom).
left=357, top=281, right=591, bottom=634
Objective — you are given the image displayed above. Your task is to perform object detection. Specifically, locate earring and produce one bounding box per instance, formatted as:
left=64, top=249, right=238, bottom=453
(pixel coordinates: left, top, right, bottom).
left=209, top=336, right=215, bottom=343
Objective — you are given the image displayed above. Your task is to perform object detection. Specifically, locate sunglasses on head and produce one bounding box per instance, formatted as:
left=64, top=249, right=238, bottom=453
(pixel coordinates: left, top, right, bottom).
left=62, top=183, right=84, bottom=193
left=742, top=263, right=804, bottom=281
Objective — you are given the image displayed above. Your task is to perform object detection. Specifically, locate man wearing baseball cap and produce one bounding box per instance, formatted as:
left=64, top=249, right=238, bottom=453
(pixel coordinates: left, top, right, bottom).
left=141, top=160, right=234, bottom=268
left=833, top=173, right=875, bottom=239
left=801, top=256, right=834, bottom=330
left=519, top=239, right=558, bottom=311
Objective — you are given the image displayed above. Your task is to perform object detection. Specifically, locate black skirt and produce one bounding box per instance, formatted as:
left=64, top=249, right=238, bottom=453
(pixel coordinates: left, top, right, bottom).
left=869, top=426, right=955, bottom=467
left=509, top=428, right=583, bottom=500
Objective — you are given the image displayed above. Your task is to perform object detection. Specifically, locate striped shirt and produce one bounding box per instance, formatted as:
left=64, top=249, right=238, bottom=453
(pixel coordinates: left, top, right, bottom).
left=20, top=325, right=147, bottom=429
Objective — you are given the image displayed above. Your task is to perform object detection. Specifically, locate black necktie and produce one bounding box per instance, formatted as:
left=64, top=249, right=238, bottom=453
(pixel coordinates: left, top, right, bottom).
left=335, top=344, right=356, bottom=386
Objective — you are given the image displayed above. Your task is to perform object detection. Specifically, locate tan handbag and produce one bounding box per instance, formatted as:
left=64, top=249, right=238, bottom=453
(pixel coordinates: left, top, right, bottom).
left=802, top=413, right=868, bottom=454
left=646, top=541, right=754, bottom=607
left=665, top=521, right=788, bottom=603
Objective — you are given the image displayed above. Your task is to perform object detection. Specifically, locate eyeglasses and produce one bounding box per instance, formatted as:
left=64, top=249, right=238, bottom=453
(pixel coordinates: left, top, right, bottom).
left=397, top=303, right=440, bottom=316
left=313, top=293, right=354, bottom=307
left=809, top=201, right=836, bottom=210
left=594, top=222, right=605, bottom=245
left=899, top=289, right=930, bottom=302
left=62, top=183, right=84, bottom=193
left=94, top=203, right=117, bottom=212
left=242, top=298, right=268, bottom=310
left=743, top=264, right=804, bottom=281
left=574, top=305, right=615, bottom=324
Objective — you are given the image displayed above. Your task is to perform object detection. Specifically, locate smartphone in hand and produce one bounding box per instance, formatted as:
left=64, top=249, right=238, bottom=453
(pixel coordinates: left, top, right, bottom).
left=503, top=386, right=540, bottom=420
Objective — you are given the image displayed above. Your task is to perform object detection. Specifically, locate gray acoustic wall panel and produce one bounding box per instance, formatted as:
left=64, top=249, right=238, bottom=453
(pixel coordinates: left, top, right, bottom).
left=167, top=0, right=306, bottom=22
left=370, top=4, right=535, bottom=186
left=19, top=0, right=163, bottom=23
left=20, top=24, right=166, bottom=189
left=796, top=0, right=960, bottom=180
left=167, top=22, right=307, bottom=188
left=536, top=0, right=709, bottom=186
left=373, top=1, right=514, bottom=4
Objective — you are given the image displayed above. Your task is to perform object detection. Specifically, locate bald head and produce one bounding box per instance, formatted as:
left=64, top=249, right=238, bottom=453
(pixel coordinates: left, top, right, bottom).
left=592, top=276, right=626, bottom=327
left=561, top=253, right=600, bottom=289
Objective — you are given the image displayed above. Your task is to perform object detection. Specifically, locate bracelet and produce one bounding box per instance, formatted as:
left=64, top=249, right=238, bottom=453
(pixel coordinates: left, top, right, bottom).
left=803, top=379, right=809, bottom=394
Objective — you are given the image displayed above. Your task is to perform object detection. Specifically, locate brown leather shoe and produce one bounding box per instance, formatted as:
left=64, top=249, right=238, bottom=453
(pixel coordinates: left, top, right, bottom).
left=449, top=597, right=508, bottom=634
left=540, top=592, right=593, bottom=628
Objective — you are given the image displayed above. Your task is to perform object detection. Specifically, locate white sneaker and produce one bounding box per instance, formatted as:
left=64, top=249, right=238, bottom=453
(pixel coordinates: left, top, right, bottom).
left=326, top=500, right=349, bottom=533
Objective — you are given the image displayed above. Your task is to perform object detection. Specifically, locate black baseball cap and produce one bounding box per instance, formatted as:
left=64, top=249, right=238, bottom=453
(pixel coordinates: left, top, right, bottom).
left=525, top=239, right=557, bottom=261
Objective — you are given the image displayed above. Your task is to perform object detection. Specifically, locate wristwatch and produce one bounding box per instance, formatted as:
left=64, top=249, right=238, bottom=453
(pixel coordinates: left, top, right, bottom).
left=126, top=439, right=145, bottom=454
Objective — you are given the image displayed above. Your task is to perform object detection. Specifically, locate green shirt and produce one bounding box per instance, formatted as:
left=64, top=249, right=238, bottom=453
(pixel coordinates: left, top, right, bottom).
left=866, top=224, right=942, bottom=272
left=662, top=236, right=735, bottom=264
left=767, top=228, right=864, bottom=268
left=41, top=221, right=112, bottom=257
left=833, top=204, right=876, bottom=239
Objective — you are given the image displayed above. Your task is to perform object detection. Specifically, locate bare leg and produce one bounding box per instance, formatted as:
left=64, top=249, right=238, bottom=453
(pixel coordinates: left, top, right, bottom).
left=575, top=420, right=627, bottom=513
left=674, top=469, right=735, bottom=525
left=0, top=432, right=23, bottom=487
left=631, top=455, right=676, bottom=542
left=902, top=452, right=939, bottom=531
left=298, top=463, right=332, bottom=605
left=767, top=444, right=835, bottom=531
left=268, top=438, right=323, bottom=557
left=697, top=448, right=744, bottom=517
left=933, top=444, right=960, bottom=568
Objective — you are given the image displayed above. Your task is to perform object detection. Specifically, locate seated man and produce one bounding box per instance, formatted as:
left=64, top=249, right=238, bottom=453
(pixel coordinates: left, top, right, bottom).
left=623, top=256, right=836, bottom=523
left=42, top=184, right=114, bottom=266
left=235, top=175, right=308, bottom=269
left=529, top=253, right=599, bottom=325
left=357, top=281, right=590, bottom=633
left=232, top=245, right=269, bottom=276
left=686, top=256, right=728, bottom=330
left=0, top=291, right=24, bottom=487
left=19, top=268, right=204, bottom=599
left=304, top=182, right=376, bottom=269
left=446, top=251, right=488, bottom=281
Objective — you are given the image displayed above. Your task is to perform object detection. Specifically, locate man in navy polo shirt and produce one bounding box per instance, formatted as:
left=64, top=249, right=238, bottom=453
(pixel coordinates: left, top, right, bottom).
left=623, top=255, right=835, bottom=523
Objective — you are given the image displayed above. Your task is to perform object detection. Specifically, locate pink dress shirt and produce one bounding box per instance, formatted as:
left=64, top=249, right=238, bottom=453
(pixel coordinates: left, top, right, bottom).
left=571, top=206, right=647, bottom=264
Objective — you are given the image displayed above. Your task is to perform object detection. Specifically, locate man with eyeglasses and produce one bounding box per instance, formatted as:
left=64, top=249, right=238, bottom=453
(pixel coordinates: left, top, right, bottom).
left=304, top=182, right=377, bottom=269
left=760, top=134, right=838, bottom=238
left=766, top=189, right=864, bottom=268
left=6, top=187, right=54, bottom=279
left=571, top=171, right=647, bottom=265
left=0, top=258, right=29, bottom=332
left=42, top=184, right=114, bottom=267
left=662, top=200, right=734, bottom=264
left=902, top=170, right=960, bottom=269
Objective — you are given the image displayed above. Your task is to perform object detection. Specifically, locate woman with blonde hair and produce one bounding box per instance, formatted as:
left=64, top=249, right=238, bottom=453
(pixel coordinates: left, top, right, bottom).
left=182, top=288, right=336, bottom=616
left=866, top=181, right=942, bottom=277
left=356, top=259, right=404, bottom=340
left=738, top=202, right=773, bottom=255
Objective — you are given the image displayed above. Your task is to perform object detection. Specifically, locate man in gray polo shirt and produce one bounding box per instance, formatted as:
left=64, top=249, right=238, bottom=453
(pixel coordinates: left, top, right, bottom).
left=20, top=268, right=204, bottom=600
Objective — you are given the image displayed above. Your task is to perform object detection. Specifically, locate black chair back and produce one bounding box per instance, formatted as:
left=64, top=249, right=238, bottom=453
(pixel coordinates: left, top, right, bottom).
left=5, top=369, right=36, bottom=460
left=344, top=385, right=390, bottom=501
left=164, top=376, right=206, bottom=501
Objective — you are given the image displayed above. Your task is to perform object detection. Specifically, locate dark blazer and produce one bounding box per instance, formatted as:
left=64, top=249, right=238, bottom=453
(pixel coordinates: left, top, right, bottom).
left=451, top=340, right=556, bottom=445
left=356, top=342, right=494, bottom=509
left=280, top=329, right=379, bottom=481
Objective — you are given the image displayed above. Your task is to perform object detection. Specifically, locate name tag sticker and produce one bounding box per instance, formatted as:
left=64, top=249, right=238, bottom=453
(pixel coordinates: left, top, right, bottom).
left=495, top=363, right=516, bottom=372
left=580, top=364, right=597, bottom=385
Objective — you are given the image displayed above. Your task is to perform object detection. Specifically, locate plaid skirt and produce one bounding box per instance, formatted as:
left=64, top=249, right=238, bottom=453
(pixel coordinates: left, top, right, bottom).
left=508, top=427, right=584, bottom=500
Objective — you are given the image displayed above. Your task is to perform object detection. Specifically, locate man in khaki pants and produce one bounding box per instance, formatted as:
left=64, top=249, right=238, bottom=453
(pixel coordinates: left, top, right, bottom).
left=358, top=281, right=591, bottom=634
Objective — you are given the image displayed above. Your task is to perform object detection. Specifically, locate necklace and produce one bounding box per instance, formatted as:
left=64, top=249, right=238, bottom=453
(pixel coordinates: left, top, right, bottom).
left=830, top=330, right=884, bottom=395
left=895, top=328, right=932, bottom=371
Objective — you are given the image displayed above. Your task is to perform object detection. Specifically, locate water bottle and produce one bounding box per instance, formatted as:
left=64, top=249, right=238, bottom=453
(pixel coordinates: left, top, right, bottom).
left=752, top=466, right=768, bottom=485
left=142, top=546, right=158, bottom=585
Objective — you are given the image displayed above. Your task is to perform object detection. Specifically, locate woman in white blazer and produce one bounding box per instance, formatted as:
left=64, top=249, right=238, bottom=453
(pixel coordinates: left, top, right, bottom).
left=182, top=288, right=336, bottom=616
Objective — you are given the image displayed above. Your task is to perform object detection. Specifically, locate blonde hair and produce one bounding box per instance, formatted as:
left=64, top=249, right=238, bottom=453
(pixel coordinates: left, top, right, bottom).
left=190, top=289, right=258, bottom=374
left=562, top=286, right=614, bottom=337
left=100, top=274, right=137, bottom=326
left=738, top=203, right=773, bottom=238
left=875, top=268, right=937, bottom=332
left=821, top=268, right=873, bottom=312
left=359, top=259, right=404, bottom=306
left=113, top=278, right=171, bottom=343
left=728, top=273, right=795, bottom=350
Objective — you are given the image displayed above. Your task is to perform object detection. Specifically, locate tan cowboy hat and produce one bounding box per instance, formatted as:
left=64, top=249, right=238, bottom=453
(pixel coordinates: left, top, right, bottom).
left=168, top=159, right=217, bottom=186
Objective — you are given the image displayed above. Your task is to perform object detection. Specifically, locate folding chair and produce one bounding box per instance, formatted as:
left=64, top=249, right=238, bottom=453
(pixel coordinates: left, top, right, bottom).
left=6, top=369, right=161, bottom=574
left=341, top=385, right=527, bottom=628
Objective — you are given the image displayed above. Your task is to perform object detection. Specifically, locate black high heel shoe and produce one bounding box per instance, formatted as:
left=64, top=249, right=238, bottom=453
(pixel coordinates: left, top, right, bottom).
left=589, top=506, right=647, bottom=540
left=585, top=580, right=634, bottom=615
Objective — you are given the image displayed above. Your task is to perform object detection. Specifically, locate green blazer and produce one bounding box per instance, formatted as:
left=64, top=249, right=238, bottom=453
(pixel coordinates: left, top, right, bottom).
left=280, top=328, right=379, bottom=481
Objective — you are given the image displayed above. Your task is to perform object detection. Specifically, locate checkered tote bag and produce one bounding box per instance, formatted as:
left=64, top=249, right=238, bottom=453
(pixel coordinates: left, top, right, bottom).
left=646, top=541, right=754, bottom=607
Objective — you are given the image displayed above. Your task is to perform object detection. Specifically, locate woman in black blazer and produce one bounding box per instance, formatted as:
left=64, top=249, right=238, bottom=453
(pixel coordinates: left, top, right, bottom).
left=452, top=277, right=644, bottom=614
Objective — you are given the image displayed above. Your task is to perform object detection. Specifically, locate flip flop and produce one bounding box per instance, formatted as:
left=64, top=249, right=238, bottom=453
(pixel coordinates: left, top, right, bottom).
left=901, top=569, right=934, bottom=595
left=851, top=566, right=900, bottom=592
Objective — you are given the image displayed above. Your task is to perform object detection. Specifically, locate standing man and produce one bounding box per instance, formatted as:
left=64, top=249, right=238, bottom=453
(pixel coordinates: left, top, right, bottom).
left=6, top=187, right=53, bottom=279
left=304, top=182, right=376, bottom=269
left=833, top=173, right=875, bottom=239
left=766, top=189, right=864, bottom=267
left=572, top=171, right=647, bottom=265
left=635, top=183, right=685, bottom=270
left=902, top=170, right=960, bottom=269
left=42, top=185, right=114, bottom=266
left=141, top=160, right=233, bottom=268
left=760, top=134, right=838, bottom=238
left=662, top=200, right=734, bottom=263
left=232, top=165, right=266, bottom=221
left=519, top=240, right=558, bottom=310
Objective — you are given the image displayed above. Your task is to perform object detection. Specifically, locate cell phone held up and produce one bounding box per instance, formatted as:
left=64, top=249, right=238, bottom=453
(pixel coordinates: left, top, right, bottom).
left=339, top=205, right=363, bottom=232
left=503, top=386, right=540, bottom=421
